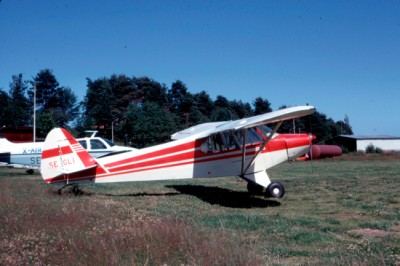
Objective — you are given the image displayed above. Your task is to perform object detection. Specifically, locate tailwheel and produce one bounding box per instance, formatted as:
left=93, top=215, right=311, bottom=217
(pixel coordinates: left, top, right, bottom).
left=57, top=184, right=82, bottom=195
left=266, top=182, right=285, bottom=198
left=247, top=182, right=264, bottom=195
left=72, top=185, right=81, bottom=195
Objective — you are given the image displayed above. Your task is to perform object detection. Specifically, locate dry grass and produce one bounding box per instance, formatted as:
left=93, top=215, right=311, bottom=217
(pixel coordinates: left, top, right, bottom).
left=0, top=168, right=261, bottom=265
left=1, top=154, right=399, bottom=265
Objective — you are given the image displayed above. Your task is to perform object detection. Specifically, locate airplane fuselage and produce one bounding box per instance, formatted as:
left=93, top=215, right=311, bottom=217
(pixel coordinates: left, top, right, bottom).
left=40, top=106, right=316, bottom=198
left=0, top=137, right=135, bottom=169
left=43, top=132, right=311, bottom=187
left=0, top=142, right=42, bottom=169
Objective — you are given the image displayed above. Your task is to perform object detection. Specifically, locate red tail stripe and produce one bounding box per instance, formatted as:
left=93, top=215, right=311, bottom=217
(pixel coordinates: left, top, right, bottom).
left=42, top=146, right=73, bottom=159
left=61, top=128, right=96, bottom=168
left=76, top=151, right=96, bottom=167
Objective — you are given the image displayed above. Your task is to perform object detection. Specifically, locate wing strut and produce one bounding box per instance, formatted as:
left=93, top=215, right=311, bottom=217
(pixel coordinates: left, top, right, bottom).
left=241, top=121, right=283, bottom=176
left=241, top=129, right=247, bottom=174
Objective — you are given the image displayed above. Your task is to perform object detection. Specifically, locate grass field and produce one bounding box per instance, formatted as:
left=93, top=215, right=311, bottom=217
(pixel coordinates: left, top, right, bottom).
left=1, top=155, right=399, bottom=265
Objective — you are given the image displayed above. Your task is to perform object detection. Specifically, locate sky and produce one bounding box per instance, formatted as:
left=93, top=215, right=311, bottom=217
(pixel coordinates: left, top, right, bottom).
left=1, top=0, right=399, bottom=135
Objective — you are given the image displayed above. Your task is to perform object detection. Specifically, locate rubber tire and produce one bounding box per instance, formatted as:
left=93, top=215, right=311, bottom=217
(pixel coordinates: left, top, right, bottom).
left=26, top=169, right=34, bottom=175
left=266, top=182, right=285, bottom=198
left=72, top=185, right=80, bottom=195
left=247, top=182, right=264, bottom=195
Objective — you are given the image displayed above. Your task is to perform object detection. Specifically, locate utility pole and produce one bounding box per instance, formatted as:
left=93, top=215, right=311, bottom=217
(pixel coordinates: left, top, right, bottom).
left=33, top=82, right=36, bottom=142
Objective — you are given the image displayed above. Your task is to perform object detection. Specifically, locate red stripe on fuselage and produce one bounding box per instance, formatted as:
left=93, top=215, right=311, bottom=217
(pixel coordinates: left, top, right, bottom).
left=104, top=135, right=308, bottom=174
left=105, top=141, right=197, bottom=168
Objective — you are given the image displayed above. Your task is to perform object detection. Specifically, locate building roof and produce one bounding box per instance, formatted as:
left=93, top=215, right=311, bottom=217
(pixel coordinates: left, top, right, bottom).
left=338, top=135, right=400, bottom=140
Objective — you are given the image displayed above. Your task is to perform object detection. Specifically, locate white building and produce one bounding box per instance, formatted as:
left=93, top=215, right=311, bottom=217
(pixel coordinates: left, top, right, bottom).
left=331, top=135, right=400, bottom=152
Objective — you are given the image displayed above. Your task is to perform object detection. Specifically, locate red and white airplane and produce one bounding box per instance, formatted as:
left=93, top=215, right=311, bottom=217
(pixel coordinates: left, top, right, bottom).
left=40, top=105, right=315, bottom=198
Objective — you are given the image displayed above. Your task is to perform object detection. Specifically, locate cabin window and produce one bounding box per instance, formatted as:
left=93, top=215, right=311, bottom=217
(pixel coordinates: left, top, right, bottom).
left=90, top=139, right=107, bottom=150
left=200, top=131, right=242, bottom=153
left=78, top=140, right=87, bottom=149
left=200, top=126, right=272, bottom=153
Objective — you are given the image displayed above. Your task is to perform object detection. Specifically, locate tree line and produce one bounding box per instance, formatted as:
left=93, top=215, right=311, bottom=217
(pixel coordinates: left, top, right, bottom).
left=0, top=69, right=353, bottom=147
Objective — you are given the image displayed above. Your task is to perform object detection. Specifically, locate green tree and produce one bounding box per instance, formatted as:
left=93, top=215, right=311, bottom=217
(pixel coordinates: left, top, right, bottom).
left=83, top=77, right=115, bottom=129
left=169, top=81, right=193, bottom=112
left=192, top=91, right=214, bottom=119
left=212, top=95, right=235, bottom=121
left=8, top=74, right=31, bottom=126
left=253, top=97, right=272, bottom=115
left=0, top=89, right=11, bottom=126
left=109, top=74, right=135, bottom=119
left=214, top=95, right=230, bottom=109
left=28, top=69, right=79, bottom=133
left=35, top=110, right=54, bottom=137
left=168, top=80, right=194, bottom=125
left=56, top=87, right=79, bottom=124
left=133, top=77, right=168, bottom=106
left=187, top=108, right=210, bottom=125
left=123, top=102, right=177, bottom=147
left=31, top=69, right=60, bottom=109
left=79, top=74, right=354, bottom=146
left=211, top=107, right=234, bottom=121
left=306, top=112, right=336, bottom=142
left=336, top=115, right=353, bottom=135
left=231, top=100, right=253, bottom=118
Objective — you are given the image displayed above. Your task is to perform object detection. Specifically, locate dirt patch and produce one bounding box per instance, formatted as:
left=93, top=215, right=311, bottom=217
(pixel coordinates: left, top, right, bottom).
left=348, top=228, right=400, bottom=238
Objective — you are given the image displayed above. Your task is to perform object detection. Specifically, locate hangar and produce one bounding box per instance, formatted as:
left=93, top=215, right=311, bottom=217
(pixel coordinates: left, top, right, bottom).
left=329, top=135, right=400, bottom=152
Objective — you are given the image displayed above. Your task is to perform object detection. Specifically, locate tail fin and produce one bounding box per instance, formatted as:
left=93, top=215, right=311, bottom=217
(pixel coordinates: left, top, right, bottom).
left=41, top=128, right=97, bottom=183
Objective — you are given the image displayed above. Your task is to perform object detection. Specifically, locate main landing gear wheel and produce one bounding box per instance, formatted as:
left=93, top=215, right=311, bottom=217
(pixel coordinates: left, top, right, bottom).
left=247, top=182, right=264, bottom=195
left=26, top=169, right=34, bottom=175
left=266, top=182, right=285, bottom=198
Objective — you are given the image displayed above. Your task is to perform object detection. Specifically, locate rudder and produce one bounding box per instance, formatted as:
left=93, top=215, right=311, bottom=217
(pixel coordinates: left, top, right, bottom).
left=41, top=128, right=97, bottom=183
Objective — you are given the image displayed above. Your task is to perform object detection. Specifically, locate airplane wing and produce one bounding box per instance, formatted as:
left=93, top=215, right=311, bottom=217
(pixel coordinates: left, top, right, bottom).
left=171, top=121, right=227, bottom=140
left=171, top=105, right=315, bottom=140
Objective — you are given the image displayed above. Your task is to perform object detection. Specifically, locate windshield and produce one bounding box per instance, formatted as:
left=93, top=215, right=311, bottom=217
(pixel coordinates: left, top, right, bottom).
left=101, top=137, right=116, bottom=147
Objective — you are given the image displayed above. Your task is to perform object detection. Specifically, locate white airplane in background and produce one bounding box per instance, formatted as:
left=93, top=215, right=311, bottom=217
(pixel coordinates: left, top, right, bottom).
left=40, top=106, right=315, bottom=198
left=0, top=131, right=136, bottom=173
